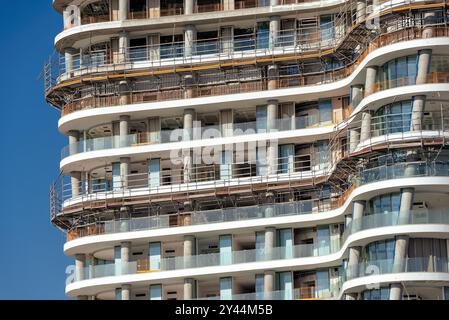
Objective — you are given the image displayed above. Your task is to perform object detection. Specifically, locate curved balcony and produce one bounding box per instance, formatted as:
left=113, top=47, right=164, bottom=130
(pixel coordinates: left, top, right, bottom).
left=339, top=257, right=449, bottom=298
left=57, top=161, right=449, bottom=244
left=67, top=209, right=449, bottom=300
left=44, top=6, right=449, bottom=113
left=60, top=115, right=327, bottom=160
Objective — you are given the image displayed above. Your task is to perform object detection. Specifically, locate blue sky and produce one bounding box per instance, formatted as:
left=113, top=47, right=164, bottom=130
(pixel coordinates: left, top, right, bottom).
left=0, top=2, right=71, bottom=299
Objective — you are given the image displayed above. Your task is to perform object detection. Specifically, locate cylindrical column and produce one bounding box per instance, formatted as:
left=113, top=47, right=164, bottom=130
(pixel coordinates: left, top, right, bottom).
left=423, top=11, right=436, bottom=38
left=360, top=111, right=373, bottom=142
left=77, top=295, right=88, bottom=300
left=118, top=32, right=129, bottom=63
left=119, top=80, right=130, bottom=105
left=411, top=95, right=426, bottom=131
left=265, top=227, right=276, bottom=260
left=356, top=0, right=366, bottom=24
left=122, top=284, right=131, bottom=300
left=68, top=130, right=80, bottom=156
left=183, top=109, right=195, bottom=141
left=416, top=49, right=432, bottom=85
left=220, top=109, right=234, bottom=137
left=184, top=278, right=196, bottom=300
left=264, top=271, right=275, bottom=297
left=183, top=74, right=196, bottom=99
left=75, top=254, right=86, bottom=282
left=119, top=0, right=129, bottom=20
left=267, top=100, right=279, bottom=174
left=120, top=157, right=130, bottom=189
left=119, top=115, right=130, bottom=147
left=364, top=66, right=378, bottom=97
left=267, top=65, right=279, bottom=90
left=349, top=129, right=360, bottom=153
left=184, top=0, right=194, bottom=15
left=70, top=171, right=82, bottom=197
left=352, top=200, right=365, bottom=231
left=267, top=100, right=278, bottom=132
left=184, top=235, right=196, bottom=268
left=184, top=25, right=197, bottom=57
left=64, top=48, right=77, bottom=74
left=269, top=16, right=280, bottom=50
left=121, top=241, right=131, bottom=275
left=351, top=84, right=364, bottom=108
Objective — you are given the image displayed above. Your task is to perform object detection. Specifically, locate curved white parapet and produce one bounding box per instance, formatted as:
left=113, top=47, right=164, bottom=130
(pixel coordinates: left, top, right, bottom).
left=64, top=176, right=449, bottom=255
left=57, top=37, right=449, bottom=134
left=65, top=223, right=449, bottom=297
left=337, top=273, right=449, bottom=299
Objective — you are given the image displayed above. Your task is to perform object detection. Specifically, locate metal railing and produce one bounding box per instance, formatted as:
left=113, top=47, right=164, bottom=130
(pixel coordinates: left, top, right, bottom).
left=71, top=209, right=449, bottom=283
left=59, top=160, right=449, bottom=240
left=61, top=115, right=324, bottom=159
left=50, top=25, right=449, bottom=116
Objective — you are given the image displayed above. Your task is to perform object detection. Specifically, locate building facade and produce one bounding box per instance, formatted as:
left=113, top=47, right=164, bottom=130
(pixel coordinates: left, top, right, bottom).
left=45, top=0, right=449, bottom=300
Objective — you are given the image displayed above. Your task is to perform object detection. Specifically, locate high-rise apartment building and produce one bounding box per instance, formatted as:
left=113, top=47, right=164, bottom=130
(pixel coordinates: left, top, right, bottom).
left=45, top=0, right=449, bottom=300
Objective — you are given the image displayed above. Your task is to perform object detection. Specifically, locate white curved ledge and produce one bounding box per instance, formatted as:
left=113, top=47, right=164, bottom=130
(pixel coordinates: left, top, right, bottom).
left=63, top=176, right=449, bottom=256
left=65, top=223, right=449, bottom=297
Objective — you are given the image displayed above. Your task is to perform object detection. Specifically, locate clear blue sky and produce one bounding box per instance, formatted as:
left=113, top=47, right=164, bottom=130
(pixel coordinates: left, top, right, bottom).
left=0, top=1, right=71, bottom=299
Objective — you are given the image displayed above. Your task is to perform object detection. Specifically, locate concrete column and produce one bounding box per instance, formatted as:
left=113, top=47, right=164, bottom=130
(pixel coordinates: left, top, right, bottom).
left=77, top=296, right=88, bottom=300
left=267, top=65, right=279, bottom=90
left=264, top=271, right=275, bottom=296
left=411, top=95, right=426, bottom=131
left=64, top=48, right=77, bottom=74
left=68, top=130, right=80, bottom=155
left=269, top=16, right=280, bottom=50
left=266, top=100, right=278, bottom=176
left=346, top=199, right=365, bottom=300
left=75, top=254, right=86, bottom=282
left=352, top=200, right=365, bottom=230
left=184, top=25, right=197, bottom=57
left=267, top=100, right=278, bottom=132
left=351, top=85, right=364, bottom=108
left=63, top=5, right=80, bottom=28
left=220, top=109, right=234, bottom=137
left=122, top=284, right=131, bottom=300
left=360, top=111, right=373, bottom=142
left=119, top=0, right=129, bottom=20
left=119, top=80, right=130, bottom=105
left=70, top=172, right=82, bottom=197
left=120, top=157, right=130, bottom=189
left=356, top=0, right=366, bottom=24
left=265, top=227, right=276, bottom=260
left=184, top=0, right=194, bottom=15
left=183, top=74, right=196, bottom=99
left=364, top=66, right=378, bottom=97
left=118, top=32, right=129, bottom=64
left=349, top=129, right=360, bottom=153
left=183, top=109, right=195, bottom=141
left=184, top=235, right=196, bottom=257
left=416, top=49, right=432, bottom=85
left=148, top=117, right=161, bottom=143
left=184, top=278, right=196, bottom=300
left=119, top=115, right=130, bottom=147
left=423, top=12, right=436, bottom=38
left=121, top=241, right=131, bottom=275
left=270, top=0, right=279, bottom=5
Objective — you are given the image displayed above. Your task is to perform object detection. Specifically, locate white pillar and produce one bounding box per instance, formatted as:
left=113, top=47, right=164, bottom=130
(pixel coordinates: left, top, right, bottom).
left=119, top=0, right=129, bottom=20
left=349, top=129, right=360, bottom=153
left=120, top=157, right=130, bottom=189
left=356, top=1, right=366, bottom=24
left=70, top=172, right=82, bottom=197
left=184, top=25, right=197, bottom=57
left=423, top=12, right=436, bottom=38
left=184, top=278, right=196, bottom=300
left=184, top=0, right=194, bottom=15
left=269, top=16, right=280, bottom=50
left=122, top=284, right=131, bottom=300
left=121, top=241, right=131, bottom=275
left=360, top=111, right=372, bottom=142
left=351, top=84, right=364, bottom=108
left=416, top=49, right=432, bottom=85
left=264, top=271, right=275, bottom=296
left=118, top=32, right=129, bottom=64
left=267, top=65, right=279, bottom=90
left=119, top=115, right=130, bottom=147
left=364, top=66, right=378, bottom=97
left=75, top=254, right=86, bottom=282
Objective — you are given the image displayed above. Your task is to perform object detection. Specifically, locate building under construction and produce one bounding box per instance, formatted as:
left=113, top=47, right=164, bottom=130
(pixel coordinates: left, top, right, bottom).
left=45, top=0, right=449, bottom=300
